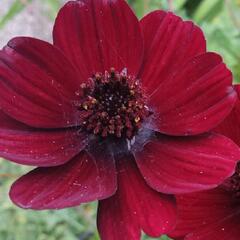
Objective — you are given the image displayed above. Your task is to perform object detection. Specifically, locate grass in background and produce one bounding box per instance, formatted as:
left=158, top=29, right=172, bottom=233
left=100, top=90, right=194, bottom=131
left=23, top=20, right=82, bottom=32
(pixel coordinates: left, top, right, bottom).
left=0, top=0, right=240, bottom=239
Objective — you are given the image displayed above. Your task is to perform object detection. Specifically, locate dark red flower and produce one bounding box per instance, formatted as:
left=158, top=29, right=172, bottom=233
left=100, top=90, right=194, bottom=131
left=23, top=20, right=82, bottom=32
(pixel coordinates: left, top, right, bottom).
left=171, top=85, right=240, bottom=240
left=0, top=0, right=239, bottom=239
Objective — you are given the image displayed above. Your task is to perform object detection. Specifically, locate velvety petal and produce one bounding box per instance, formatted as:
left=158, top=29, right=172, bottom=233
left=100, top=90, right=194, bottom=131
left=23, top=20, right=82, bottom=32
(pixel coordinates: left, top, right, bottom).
left=134, top=133, right=240, bottom=194
left=0, top=110, right=87, bottom=166
left=170, top=188, right=237, bottom=239
left=0, top=37, right=85, bottom=128
left=140, top=10, right=235, bottom=136
left=215, top=85, right=240, bottom=146
left=185, top=213, right=240, bottom=240
left=53, top=0, right=143, bottom=77
left=10, top=151, right=116, bottom=209
left=140, top=10, right=206, bottom=95
left=97, top=155, right=177, bottom=240
left=148, top=53, right=236, bottom=136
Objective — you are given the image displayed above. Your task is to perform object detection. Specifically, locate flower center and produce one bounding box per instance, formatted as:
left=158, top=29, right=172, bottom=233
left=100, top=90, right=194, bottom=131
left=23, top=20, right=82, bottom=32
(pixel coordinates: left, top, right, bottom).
left=78, top=68, right=150, bottom=139
left=222, top=163, right=240, bottom=199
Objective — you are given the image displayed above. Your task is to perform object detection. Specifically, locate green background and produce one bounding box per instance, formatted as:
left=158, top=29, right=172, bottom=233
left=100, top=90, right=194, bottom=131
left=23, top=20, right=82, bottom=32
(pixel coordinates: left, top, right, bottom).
left=0, top=0, right=240, bottom=239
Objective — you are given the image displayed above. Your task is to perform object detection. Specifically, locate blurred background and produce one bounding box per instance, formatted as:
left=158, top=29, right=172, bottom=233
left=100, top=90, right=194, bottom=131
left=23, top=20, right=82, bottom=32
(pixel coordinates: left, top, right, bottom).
left=0, top=0, right=240, bottom=239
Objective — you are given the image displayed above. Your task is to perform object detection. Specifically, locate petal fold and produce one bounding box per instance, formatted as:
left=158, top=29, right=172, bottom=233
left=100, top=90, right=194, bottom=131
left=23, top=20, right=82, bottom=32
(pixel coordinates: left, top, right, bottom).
left=10, top=151, right=116, bottom=209
left=148, top=53, right=236, bottom=136
left=185, top=213, right=240, bottom=240
left=53, top=0, right=143, bottom=77
left=171, top=188, right=237, bottom=239
left=134, top=133, right=240, bottom=194
left=140, top=10, right=206, bottom=94
left=97, top=155, right=176, bottom=240
left=215, top=84, right=240, bottom=146
left=0, top=110, right=87, bottom=166
left=0, top=37, right=84, bottom=128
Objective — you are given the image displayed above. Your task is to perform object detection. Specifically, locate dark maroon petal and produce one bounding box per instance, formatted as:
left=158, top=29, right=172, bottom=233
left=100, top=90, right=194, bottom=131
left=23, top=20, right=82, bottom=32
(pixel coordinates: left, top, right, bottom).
left=97, top=155, right=177, bottom=239
left=215, top=85, right=240, bottom=146
left=0, top=110, right=87, bottom=166
left=0, top=37, right=85, bottom=128
left=148, top=52, right=236, bottom=136
left=134, top=133, right=240, bottom=194
left=53, top=0, right=143, bottom=77
left=170, top=188, right=237, bottom=239
left=10, top=151, right=116, bottom=209
left=185, top=214, right=240, bottom=240
left=140, top=10, right=206, bottom=95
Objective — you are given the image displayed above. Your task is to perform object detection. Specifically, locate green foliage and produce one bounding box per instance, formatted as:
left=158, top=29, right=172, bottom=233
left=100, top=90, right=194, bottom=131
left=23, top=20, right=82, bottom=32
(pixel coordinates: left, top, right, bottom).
left=0, top=0, right=240, bottom=239
left=0, top=0, right=33, bottom=29
left=191, top=0, right=224, bottom=23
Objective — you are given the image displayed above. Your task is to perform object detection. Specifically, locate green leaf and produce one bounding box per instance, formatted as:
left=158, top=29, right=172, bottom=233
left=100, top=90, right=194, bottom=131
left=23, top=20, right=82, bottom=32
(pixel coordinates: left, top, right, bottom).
left=193, top=0, right=224, bottom=23
left=212, top=28, right=240, bottom=61
left=183, top=0, right=204, bottom=17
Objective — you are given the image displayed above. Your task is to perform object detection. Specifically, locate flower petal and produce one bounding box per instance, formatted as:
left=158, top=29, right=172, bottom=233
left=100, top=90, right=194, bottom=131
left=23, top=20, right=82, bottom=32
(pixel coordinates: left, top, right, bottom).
left=215, top=85, right=240, bottom=145
left=185, top=213, right=240, bottom=240
left=170, top=188, right=237, bottom=239
left=97, top=155, right=176, bottom=240
left=134, top=133, right=240, bottom=194
left=140, top=10, right=206, bottom=95
left=0, top=37, right=84, bottom=128
left=148, top=53, right=236, bottom=136
left=53, top=0, right=143, bottom=77
left=0, top=110, right=87, bottom=167
left=10, top=151, right=116, bottom=209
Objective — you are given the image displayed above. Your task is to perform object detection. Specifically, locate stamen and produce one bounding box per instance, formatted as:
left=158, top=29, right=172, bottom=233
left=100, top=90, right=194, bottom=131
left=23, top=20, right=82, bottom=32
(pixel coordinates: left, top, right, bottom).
left=77, top=68, right=151, bottom=139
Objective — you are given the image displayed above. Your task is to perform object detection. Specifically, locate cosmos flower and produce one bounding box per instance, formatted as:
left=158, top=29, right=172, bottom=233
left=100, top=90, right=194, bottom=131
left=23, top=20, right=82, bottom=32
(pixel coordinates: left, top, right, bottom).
left=170, top=85, right=240, bottom=240
left=0, top=0, right=239, bottom=239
